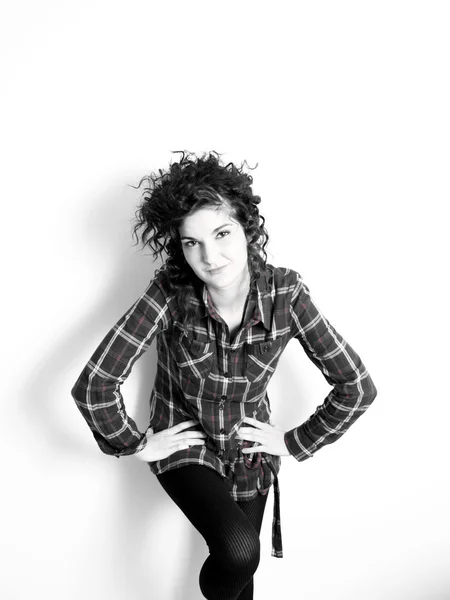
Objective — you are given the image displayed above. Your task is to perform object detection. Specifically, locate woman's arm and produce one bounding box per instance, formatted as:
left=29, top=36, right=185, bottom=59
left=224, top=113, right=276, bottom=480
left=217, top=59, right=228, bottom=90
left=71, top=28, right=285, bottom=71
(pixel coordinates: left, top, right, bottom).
left=71, top=275, right=172, bottom=458
left=284, top=272, right=377, bottom=461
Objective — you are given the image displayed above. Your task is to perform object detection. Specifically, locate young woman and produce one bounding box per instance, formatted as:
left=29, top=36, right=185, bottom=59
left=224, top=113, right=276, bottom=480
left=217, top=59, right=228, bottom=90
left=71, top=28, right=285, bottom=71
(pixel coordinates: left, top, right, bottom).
left=72, top=150, right=377, bottom=600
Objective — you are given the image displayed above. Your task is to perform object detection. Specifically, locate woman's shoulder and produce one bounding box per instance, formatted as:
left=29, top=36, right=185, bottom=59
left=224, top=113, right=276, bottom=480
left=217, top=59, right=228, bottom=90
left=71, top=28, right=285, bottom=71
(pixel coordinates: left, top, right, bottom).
left=266, top=263, right=303, bottom=289
left=151, top=263, right=171, bottom=291
left=138, top=264, right=174, bottom=308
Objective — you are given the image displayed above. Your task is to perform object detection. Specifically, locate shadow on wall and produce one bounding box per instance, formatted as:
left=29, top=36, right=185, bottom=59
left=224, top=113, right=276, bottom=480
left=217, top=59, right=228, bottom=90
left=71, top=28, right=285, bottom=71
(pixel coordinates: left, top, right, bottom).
left=22, top=182, right=207, bottom=600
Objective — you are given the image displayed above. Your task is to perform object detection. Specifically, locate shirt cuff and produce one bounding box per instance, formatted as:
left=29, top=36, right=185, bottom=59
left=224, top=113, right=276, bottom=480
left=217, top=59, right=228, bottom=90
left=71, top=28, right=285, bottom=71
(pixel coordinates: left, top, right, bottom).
left=92, top=430, right=147, bottom=458
left=284, top=427, right=315, bottom=462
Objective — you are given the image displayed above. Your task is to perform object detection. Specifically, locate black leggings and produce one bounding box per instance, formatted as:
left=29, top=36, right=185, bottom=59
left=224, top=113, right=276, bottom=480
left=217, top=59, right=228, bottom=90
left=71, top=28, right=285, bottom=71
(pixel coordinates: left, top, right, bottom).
left=156, top=465, right=269, bottom=600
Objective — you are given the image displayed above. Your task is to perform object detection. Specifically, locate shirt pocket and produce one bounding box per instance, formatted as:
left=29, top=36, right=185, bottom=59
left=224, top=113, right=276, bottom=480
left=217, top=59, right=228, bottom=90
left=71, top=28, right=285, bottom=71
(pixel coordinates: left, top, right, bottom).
left=244, top=336, right=285, bottom=383
left=174, top=334, right=215, bottom=379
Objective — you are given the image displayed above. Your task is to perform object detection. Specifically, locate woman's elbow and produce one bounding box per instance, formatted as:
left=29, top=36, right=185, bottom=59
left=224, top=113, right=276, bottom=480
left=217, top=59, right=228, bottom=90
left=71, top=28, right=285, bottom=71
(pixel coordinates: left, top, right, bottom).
left=365, top=375, right=378, bottom=405
left=71, top=370, right=88, bottom=403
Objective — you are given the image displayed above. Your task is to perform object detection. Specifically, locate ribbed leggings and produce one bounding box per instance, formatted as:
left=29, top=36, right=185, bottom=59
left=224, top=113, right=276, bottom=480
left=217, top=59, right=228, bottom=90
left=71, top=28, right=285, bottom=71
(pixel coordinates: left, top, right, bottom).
left=156, top=464, right=268, bottom=600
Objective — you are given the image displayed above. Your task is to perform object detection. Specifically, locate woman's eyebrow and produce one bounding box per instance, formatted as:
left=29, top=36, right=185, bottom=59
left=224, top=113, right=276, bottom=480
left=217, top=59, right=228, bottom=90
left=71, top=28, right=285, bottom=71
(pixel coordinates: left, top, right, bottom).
left=180, top=222, right=234, bottom=241
left=213, top=222, right=234, bottom=232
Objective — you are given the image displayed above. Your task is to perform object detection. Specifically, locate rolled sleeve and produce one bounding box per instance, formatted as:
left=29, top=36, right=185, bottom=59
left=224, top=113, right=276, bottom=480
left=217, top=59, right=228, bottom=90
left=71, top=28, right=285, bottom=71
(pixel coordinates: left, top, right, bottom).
left=284, top=273, right=377, bottom=461
left=71, top=274, right=172, bottom=457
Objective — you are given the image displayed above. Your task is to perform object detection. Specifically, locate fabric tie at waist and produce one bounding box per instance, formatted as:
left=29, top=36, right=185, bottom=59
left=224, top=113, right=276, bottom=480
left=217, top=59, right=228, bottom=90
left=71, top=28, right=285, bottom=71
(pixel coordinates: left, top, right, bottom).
left=228, top=443, right=283, bottom=558
left=262, top=454, right=283, bottom=558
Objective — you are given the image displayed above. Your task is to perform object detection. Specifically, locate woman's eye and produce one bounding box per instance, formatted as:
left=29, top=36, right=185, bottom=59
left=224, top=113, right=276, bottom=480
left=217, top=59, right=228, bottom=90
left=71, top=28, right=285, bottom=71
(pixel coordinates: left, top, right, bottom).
left=184, top=240, right=198, bottom=248
left=217, top=230, right=230, bottom=239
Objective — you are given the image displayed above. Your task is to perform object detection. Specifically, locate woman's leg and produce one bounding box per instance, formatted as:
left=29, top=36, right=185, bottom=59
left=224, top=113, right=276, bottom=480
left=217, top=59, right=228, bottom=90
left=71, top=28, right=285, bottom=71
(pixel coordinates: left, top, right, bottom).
left=156, top=465, right=268, bottom=600
left=235, top=493, right=268, bottom=600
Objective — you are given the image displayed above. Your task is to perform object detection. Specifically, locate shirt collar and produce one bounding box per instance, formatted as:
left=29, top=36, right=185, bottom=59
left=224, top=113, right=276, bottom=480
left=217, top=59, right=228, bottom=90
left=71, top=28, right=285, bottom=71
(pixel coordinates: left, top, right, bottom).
left=199, top=267, right=273, bottom=332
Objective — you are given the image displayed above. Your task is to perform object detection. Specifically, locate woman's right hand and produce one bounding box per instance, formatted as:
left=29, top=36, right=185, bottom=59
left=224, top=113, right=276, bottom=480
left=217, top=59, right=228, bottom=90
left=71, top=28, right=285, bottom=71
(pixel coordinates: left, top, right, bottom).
left=134, top=420, right=207, bottom=462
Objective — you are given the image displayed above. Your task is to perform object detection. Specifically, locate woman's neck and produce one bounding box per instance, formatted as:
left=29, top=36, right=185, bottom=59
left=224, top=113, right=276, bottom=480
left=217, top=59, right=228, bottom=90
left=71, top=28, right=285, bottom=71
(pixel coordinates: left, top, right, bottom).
left=207, top=267, right=251, bottom=314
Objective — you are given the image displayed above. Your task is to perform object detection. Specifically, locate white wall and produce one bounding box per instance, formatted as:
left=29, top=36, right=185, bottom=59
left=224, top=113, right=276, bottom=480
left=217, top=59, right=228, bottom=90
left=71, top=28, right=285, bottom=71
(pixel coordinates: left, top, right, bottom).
left=2, top=1, right=449, bottom=599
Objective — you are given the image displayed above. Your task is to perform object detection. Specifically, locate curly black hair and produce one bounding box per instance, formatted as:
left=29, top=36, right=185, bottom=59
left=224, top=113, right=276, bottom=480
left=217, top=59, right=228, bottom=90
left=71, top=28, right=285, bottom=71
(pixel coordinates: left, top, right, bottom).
left=132, top=150, right=269, bottom=328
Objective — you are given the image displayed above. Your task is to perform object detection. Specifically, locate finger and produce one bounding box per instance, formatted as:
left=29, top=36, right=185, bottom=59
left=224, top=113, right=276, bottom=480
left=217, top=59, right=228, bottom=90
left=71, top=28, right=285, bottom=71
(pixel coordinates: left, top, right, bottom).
left=238, top=427, right=265, bottom=437
left=242, top=417, right=270, bottom=430
left=168, top=420, right=198, bottom=434
left=176, top=444, right=190, bottom=451
left=174, top=431, right=207, bottom=440
left=238, top=428, right=266, bottom=439
left=168, top=439, right=206, bottom=449
left=237, top=433, right=264, bottom=444
left=242, top=446, right=267, bottom=453
left=177, top=436, right=207, bottom=445
left=168, top=440, right=205, bottom=452
left=167, top=435, right=206, bottom=446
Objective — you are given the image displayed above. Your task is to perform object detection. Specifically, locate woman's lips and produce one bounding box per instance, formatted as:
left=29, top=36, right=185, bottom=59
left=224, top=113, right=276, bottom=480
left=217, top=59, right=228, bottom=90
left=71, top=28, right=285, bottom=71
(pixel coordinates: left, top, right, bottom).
left=207, top=265, right=228, bottom=275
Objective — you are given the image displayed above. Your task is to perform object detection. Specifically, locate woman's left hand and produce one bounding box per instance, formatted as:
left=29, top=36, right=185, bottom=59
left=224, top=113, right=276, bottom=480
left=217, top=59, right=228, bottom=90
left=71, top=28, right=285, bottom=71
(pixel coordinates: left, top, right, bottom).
left=237, top=417, right=291, bottom=456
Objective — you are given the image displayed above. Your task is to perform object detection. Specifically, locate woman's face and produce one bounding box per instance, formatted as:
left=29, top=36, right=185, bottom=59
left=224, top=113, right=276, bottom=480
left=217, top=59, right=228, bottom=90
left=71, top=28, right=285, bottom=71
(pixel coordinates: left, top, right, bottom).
left=179, top=204, right=249, bottom=291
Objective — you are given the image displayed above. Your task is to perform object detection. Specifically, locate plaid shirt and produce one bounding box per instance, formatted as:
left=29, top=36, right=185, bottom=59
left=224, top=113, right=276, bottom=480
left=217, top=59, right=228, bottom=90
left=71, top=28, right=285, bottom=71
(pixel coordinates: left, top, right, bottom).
left=71, top=264, right=377, bottom=557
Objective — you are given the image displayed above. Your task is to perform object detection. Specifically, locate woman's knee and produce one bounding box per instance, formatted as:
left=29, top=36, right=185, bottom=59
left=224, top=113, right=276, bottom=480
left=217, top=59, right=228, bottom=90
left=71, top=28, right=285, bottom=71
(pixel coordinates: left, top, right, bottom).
left=199, top=529, right=261, bottom=600
left=220, top=525, right=261, bottom=575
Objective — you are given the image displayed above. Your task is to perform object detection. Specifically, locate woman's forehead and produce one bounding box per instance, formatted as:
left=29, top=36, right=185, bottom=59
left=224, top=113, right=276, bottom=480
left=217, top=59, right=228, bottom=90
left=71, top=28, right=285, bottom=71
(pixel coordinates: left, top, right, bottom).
left=179, top=205, right=237, bottom=236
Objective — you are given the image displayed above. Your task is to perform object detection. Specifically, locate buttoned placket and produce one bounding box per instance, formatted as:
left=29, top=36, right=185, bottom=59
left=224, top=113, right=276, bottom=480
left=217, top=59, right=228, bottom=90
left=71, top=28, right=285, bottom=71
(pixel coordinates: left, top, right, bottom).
left=202, top=279, right=283, bottom=558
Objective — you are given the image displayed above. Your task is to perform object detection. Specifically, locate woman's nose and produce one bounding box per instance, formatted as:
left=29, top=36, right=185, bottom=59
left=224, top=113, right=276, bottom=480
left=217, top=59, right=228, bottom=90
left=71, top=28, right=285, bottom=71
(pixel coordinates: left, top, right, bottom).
left=202, top=243, right=220, bottom=265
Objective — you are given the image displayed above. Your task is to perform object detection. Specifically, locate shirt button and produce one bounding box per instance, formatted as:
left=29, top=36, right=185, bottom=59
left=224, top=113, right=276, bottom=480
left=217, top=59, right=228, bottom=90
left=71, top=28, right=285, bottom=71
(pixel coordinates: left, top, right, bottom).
left=220, top=428, right=226, bottom=434
left=221, top=395, right=227, bottom=401
left=262, top=345, right=270, bottom=353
